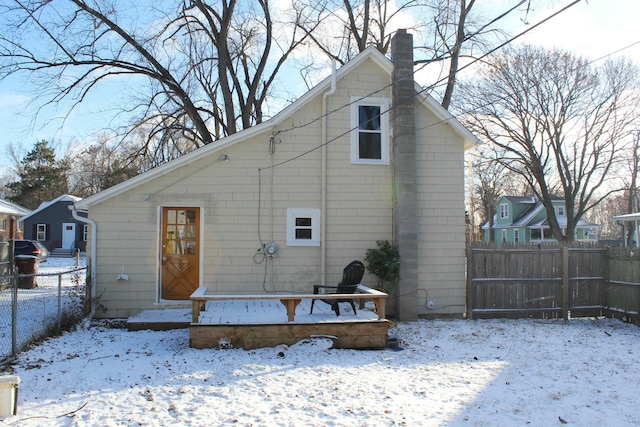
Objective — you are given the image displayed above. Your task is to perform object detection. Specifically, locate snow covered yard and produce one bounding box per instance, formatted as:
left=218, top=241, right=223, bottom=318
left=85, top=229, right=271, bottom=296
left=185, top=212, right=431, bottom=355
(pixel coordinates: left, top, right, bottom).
left=2, top=315, right=639, bottom=426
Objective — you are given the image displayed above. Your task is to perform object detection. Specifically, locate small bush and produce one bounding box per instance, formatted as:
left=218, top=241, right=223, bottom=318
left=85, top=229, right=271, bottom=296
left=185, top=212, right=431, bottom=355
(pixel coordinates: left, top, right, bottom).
left=364, top=240, right=400, bottom=292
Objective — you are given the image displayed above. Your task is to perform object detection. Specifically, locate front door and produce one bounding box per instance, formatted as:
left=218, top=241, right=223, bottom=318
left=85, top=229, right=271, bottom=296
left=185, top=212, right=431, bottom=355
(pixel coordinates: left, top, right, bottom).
left=161, top=207, right=200, bottom=300
left=62, top=223, right=76, bottom=249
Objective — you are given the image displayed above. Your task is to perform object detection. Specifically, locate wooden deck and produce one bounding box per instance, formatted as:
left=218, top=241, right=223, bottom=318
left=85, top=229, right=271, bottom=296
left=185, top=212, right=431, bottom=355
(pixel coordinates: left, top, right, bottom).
left=189, top=287, right=389, bottom=350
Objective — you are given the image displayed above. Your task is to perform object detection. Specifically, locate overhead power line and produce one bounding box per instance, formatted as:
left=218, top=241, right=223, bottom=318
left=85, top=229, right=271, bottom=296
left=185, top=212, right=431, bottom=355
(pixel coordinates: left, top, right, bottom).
left=261, top=0, right=585, bottom=171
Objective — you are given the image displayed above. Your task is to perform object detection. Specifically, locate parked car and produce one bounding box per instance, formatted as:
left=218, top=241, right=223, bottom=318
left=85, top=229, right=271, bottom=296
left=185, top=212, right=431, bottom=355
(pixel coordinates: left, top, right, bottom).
left=13, top=240, right=49, bottom=262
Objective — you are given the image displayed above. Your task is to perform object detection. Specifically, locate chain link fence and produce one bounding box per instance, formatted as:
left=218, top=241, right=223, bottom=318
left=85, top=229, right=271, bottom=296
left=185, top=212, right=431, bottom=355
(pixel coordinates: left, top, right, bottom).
left=0, top=257, right=88, bottom=364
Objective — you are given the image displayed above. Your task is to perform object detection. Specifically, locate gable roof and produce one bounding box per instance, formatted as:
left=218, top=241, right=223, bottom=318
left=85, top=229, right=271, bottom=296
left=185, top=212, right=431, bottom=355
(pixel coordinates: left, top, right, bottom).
left=19, top=194, right=82, bottom=222
left=485, top=195, right=600, bottom=229
left=76, top=46, right=480, bottom=211
left=0, top=199, right=30, bottom=216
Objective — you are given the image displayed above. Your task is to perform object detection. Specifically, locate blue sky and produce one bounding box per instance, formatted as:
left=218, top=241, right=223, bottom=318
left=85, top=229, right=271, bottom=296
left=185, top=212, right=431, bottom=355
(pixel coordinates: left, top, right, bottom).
left=0, top=0, right=638, bottom=177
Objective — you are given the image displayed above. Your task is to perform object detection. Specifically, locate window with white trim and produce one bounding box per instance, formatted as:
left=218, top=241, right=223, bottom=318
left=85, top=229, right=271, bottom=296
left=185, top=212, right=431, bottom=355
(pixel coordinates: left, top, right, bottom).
left=500, top=203, right=509, bottom=219
left=83, top=224, right=88, bottom=241
left=287, top=208, right=320, bottom=246
left=0, top=218, right=5, bottom=231
left=556, top=206, right=565, bottom=216
left=501, top=229, right=507, bottom=242
left=351, top=97, right=390, bottom=164
left=37, top=224, right=47, bottom=241
left=514, top=229, right=519, bottom=243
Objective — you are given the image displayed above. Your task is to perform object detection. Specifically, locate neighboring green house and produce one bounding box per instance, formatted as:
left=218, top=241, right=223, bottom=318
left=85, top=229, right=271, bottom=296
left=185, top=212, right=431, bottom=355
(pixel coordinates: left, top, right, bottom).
left=483, top=196, right=599, bottom=247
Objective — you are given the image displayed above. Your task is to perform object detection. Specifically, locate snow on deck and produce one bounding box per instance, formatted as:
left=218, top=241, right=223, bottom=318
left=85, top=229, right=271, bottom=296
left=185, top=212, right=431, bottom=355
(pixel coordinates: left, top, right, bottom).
left=128, top=299, right=380, bottom=326
left=197, top=299, right=380, bottom=324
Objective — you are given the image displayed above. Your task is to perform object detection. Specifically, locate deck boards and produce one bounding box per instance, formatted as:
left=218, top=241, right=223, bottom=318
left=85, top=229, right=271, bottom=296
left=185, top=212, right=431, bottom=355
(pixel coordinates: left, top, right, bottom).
left=196, top=299, right=379, bottom=325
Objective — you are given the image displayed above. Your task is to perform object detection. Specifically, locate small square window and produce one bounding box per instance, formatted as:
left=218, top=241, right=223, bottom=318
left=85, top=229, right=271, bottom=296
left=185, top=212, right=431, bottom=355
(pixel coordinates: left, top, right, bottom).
left=287, top=209, right=320, bottom=246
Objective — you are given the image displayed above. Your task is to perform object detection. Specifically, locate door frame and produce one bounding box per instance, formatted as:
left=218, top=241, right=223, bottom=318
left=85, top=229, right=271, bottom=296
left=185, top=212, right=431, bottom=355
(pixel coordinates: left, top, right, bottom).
left=156, top=205, right=204, bottom=303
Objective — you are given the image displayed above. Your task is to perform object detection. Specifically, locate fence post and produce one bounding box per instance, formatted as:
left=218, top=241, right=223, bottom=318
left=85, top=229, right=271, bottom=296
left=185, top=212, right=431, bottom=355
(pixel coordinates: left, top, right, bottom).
left=562, top=246, right=569, bottom=320
left=11, top=267, right=18, bottom=357
left=57, top=274, right=63, bottom=333
left=466, top=246, right=473, bottom=320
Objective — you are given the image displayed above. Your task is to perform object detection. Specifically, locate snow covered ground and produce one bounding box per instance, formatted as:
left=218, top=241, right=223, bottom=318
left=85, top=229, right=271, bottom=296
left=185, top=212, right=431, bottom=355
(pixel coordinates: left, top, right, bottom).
left=1, top=257, right=639, bottom=426
left=1, top=317, right=638, bottom=425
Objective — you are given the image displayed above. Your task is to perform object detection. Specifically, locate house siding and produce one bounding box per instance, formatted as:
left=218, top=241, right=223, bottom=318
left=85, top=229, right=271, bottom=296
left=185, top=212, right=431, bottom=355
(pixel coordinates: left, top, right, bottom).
left=416, top=107, right=466, bottom=315
left=84, top=55, right=469, bottom=319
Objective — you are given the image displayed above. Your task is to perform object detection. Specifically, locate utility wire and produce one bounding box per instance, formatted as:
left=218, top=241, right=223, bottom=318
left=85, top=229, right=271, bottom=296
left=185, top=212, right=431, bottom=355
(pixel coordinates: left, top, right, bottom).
left=260, top=0, right=584, bottom=171
left=272, top=1, right=532, bottom=138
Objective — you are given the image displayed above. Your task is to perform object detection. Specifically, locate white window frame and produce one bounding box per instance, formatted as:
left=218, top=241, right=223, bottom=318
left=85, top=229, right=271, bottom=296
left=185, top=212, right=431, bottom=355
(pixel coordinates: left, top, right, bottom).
left=0, top=218, right=5, bottom=231
left=350, top=97, right=390, bottom=165
left=514, top=229, right=519, bottom=243
left=37, top=224, right=47, bottom=241
left=83, top=224, right=88, bottom=241
left=286, top=208, right=320, bottom=247
left=556, top=206, right=565, bottom=216
left=501, top=229, right=507, bottom=242
left=500, top=203, right=509, bottom=219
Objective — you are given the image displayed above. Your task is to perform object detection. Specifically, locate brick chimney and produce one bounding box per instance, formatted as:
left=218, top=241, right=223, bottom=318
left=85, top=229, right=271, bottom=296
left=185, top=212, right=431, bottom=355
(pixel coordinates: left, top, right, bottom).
left=391, top=29, right=419, bottom=321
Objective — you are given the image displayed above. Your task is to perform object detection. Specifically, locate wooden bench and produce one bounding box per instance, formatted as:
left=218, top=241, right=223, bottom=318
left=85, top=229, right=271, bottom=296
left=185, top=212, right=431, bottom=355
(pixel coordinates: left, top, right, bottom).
left=190, top=285, right=387, bottom=323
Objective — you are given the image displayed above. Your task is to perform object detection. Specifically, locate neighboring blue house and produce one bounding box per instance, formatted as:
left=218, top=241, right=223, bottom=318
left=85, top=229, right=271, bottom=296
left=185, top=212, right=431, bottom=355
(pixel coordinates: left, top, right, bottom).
left=483, top=196, right=599, bottom=247
left=19, top=194, right=88, bottom=253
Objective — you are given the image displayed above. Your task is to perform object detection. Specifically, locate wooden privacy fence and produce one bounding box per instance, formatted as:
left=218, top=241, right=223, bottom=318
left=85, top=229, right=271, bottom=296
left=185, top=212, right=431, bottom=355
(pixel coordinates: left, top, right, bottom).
left=466, top=244, right=640, bottom=324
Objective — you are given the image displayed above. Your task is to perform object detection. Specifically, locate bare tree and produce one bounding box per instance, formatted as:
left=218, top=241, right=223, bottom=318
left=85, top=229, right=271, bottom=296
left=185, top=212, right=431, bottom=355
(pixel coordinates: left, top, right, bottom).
left=0, top=1, right=309, bottom=164
left=67, top=136, right=142, bottom=197
left=467, top=145, right=528, bottom=242
left=294, top=0, right=527, bottom=108
left=459, top=45, right=640, bottom=242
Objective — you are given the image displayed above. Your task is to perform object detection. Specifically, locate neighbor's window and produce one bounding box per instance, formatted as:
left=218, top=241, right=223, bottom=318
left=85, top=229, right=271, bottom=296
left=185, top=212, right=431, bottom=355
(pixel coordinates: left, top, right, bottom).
left=351, top=97, right=389, bottom=164
left=501, top=229, right=507, bottom=242
left=500, top=203, right=509, bottom=219
left=556, top=206, right=565, bottom=216
left=37, top=224, right=47, bottom=241
left=287, top=208, right=320, bottom=246
left=514, top=229, right=519, bottom=243
left=83, top=224, right=88, bottom=241
left=531, top=228, right=541, bottom=240
left=0, top=218, right=5, bottom=231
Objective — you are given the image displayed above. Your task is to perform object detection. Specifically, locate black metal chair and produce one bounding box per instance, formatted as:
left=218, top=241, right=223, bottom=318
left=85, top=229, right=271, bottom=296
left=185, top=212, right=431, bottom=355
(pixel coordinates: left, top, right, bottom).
left=310, top=260, right=365, bottom=316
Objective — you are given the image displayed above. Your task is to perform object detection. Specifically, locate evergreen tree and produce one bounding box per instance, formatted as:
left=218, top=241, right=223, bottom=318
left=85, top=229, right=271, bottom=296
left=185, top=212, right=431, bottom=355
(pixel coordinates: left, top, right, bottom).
left=6, top=140, right=69, bottom=210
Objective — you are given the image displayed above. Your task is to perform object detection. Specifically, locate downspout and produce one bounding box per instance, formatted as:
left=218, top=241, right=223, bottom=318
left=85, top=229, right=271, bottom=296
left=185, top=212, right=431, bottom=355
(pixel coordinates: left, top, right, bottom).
left=70, top=206, right=97, bottom=316
left=321, top=60, right=337, bottom=287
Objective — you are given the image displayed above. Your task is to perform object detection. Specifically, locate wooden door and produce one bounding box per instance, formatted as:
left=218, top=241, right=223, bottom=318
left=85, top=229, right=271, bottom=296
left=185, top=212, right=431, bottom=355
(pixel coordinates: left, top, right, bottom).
left=161, top=207, right=200, bottom=300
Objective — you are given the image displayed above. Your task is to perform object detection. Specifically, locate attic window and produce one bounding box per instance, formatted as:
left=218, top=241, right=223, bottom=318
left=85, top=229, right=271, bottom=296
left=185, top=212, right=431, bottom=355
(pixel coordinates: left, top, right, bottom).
left=287, top=208, right=320, bottom=246
left=500, top=203, right=509, bottom=219
left=351, top=97, right=389, bottom=164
